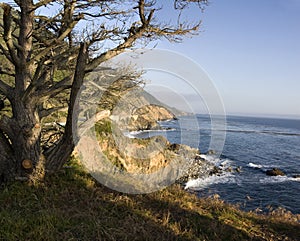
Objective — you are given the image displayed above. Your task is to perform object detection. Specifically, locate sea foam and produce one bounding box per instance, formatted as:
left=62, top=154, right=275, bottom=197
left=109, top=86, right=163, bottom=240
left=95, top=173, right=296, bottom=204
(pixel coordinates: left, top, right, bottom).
left=185, top=172, right=235, bottom=190
left=185, top=154, right=235, bottom=190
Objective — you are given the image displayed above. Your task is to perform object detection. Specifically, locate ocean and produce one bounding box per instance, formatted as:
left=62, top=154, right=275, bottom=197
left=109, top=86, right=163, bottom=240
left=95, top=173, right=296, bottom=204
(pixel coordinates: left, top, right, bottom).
left=130, top=115, right=300, bottom=214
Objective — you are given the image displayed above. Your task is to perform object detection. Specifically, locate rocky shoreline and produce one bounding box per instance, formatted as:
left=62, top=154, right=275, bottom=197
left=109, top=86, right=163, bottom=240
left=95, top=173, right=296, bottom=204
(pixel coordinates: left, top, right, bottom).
left=99, top=101, right=234, bottom=185
left=97, top=117, right=231, bottom=186
left=101, top=100, right=300, bottom=188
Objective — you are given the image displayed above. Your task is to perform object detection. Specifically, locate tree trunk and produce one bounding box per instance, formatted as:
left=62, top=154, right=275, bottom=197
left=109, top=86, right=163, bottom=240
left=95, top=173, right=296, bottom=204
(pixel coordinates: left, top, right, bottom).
left=0, top=42, right=88, bottom=183
left=0, top=97, right=41, bottom=179
left=11, top=100, right=41, bottom=176
left=44, top=42, right=88, bottom=174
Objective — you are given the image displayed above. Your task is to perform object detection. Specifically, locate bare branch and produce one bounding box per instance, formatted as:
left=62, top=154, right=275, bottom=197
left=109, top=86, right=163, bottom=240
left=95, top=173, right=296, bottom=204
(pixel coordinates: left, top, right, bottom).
left=1, top=3, right=19, bottom=65
left=0, top=43, right=13, bottom=63
left=32, top=0, right=56, bottom=11
left=30, top=18, right=82, bottom=64
left=40, top=106, right=68, bottom=119
left=12, top=1, right=21, bottom=6
left=45, top=42, right=88, bottom=171
left=149, top=23, right=200, bottom=42
left=37, top=83, right=72, bottom=103
left=86, top=24, right=147, bottom=72
left=174, top=0, right=208, bottom=10
left=82, top=10, right=129, bottom=19
left=138, top=0, right=147, bottom=24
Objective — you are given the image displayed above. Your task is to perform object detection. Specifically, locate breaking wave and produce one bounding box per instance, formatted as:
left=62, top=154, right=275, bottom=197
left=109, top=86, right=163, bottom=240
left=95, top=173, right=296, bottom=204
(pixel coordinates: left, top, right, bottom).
left=259, top=176, right=300, bottom=184
left=185, top=154, right=235, bottom=190
left=185, top=173, right=235, bottom=190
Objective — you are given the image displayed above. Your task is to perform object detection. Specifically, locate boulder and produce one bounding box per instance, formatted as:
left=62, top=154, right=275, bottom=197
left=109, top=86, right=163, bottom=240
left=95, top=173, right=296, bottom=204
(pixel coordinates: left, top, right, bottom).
left=168, top=143, right=181, bottom=151
left=209, top=166, right=222, bottom=176
left=207, top=150, right=216, bottom=155
left=265, top=168, right=285, bottom=176
left=292, top=174, right=300, bottom=179
left=176, top=156, right=218, bottom=184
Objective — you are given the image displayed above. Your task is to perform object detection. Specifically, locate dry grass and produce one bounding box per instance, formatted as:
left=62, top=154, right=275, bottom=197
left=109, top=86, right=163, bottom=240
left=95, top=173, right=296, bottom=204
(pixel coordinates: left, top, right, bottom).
left=0, top=158, right=299, bottom=241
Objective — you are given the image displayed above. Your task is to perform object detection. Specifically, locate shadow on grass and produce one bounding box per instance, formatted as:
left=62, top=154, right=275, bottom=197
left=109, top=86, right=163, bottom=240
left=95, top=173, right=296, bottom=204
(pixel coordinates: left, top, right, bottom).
left=0, top=163, right=299, bottom=241
left=130, top=195, right=258, bottom=241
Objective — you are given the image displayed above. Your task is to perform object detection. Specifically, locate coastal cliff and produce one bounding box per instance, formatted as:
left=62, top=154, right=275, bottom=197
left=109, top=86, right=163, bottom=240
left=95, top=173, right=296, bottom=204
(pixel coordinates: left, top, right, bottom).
left=125, top=104, right=176, bottom=131
left=96, top=114, right=218, bottom=183
left=97, top=119, right=199, bottom=175
left=109, top=87, right=184, bottom=131
left=94, top=88, right=221, bottom=183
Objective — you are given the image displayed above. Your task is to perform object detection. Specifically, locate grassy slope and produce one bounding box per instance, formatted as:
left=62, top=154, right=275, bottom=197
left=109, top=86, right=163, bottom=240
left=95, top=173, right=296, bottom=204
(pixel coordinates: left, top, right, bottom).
left=0, top=158, right=299, bottom=241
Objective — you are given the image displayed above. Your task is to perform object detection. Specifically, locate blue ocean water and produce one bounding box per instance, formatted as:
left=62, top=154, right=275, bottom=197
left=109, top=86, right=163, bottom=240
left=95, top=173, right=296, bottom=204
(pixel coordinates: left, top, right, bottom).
left=132, top=115, right=300, bottom=214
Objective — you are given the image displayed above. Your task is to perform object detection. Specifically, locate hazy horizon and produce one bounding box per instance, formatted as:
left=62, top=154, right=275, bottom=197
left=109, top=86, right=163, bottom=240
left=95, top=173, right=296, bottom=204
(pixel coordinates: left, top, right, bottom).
left=150, top=0, right=300, bottom=119
left=145, top=86, right=300, bottom=120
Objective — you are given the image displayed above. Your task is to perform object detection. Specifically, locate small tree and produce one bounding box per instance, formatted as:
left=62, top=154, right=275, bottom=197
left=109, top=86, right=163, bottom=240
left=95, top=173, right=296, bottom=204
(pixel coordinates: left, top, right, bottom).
left=0, top=0, right=207, bottom=182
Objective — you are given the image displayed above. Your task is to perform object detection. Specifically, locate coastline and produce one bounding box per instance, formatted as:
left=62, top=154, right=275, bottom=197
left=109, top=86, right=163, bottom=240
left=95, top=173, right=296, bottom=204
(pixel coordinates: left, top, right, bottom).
left=1, top=115, right=299, bottom=240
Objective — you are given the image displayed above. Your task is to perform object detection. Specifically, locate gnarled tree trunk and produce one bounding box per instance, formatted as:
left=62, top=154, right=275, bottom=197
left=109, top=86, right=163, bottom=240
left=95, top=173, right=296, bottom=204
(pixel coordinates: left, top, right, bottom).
left=0, top=0, right=205, bottom=183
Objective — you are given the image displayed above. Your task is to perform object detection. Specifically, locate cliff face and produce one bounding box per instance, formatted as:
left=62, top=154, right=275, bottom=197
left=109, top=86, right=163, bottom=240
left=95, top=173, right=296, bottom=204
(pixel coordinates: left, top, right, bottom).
left=110, top=87, right=182, bottom=131
left=97, top=121, right=218, bottom=183
left=97, top=123, right=199, bottom=175
left=126, top=105, right=175, bottom=131
left=95, top=89, right=215, bottom=180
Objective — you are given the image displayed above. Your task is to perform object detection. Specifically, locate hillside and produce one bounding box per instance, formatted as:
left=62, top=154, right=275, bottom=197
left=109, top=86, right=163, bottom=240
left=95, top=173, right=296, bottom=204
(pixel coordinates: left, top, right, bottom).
left=0, top=158, right=299, bottom=241
left=110, top=87, right=184, bottom=131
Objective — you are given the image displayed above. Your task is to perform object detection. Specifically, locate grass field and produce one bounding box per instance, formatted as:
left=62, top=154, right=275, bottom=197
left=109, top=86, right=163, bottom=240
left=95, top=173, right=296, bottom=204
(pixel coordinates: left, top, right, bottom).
left=0, top=157, right=299, bottom=241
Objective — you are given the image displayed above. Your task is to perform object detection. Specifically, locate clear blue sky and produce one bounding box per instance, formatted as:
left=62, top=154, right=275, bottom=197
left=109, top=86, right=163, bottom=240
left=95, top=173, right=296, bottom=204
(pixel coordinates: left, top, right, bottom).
left=154, top=0, right=300, bottom=119
left=3, top=0, right=299, bottom=118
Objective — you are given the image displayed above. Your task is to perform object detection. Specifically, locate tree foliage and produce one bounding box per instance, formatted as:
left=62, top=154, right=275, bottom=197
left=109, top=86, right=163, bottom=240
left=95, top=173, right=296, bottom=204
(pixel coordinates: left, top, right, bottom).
left=0, top=0, right=207, bottom=182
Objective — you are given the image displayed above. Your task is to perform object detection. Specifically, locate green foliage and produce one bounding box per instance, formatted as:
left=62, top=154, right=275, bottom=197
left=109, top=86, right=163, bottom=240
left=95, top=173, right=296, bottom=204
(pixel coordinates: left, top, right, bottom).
left=95, top=119, right=112, bottom=134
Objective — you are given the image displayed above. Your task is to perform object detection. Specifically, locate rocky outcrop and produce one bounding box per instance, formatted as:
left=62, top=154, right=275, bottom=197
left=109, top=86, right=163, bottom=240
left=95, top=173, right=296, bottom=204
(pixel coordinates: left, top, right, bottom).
left=109, top=87, right=182, bottom=131
left=265, top=168, right=285, bottom=176
left=176, top=155, right=219, bottom=184
left=98, top=124, right=199, bottom=174
left=95, top=86, right=218, bottom=183
left=126, top=105, right=175, bottom=131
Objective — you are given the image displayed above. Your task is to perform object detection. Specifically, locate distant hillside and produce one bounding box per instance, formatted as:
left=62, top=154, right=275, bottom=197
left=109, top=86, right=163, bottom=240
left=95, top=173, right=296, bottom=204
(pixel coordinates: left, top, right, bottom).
left=140, top=89, right=186, bottom=116
left=110, top=87, right=185, bottom=131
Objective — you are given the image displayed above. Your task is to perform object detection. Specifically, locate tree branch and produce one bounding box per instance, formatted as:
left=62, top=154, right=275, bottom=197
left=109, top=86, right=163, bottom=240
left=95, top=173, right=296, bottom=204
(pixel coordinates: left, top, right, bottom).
left=30, top=18, right=81, bottom=64
left=1, top=3, right=19, bottom=66
left=32, top=0, right=56, bottom=11
left=86, top=25, right=147, bottom=72
left=0, top=79, right=14, bottom=99
left=138, top=0, right=147, bottom=24
left=174, top=0, right=208, bottom=10
left=37, top=75, right=73, bottom=100
left=40, top=106, right=68, bottom=119
left=150, top=23, right=200, bottom=38
left=82, top=10, right=129, bottom=19
left=0, top=66, right=14, bottom=77
left=85, top=0, right=157, bottom=72
left=45, top=42, right=88, bottom=171
left=0, top=43, right=13, bottom=64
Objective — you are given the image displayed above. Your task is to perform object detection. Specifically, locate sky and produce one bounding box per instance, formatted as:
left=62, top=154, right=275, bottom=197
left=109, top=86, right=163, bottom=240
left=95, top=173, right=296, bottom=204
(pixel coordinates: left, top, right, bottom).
left=148, top=0, right=300, bottom=119
left=2, top=0, right=299, bottom=118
